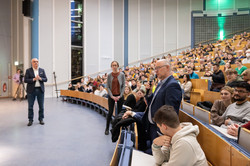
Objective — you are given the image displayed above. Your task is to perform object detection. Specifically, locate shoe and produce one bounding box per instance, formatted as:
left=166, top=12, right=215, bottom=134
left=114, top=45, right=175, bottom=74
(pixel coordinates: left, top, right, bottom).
left=13, top=98, right=16, bottom=101
left=105, top=130, right=109, bottom=135
left=27, top=121, right=33, bottom=126
left=39, top=120, right=45, bottom=125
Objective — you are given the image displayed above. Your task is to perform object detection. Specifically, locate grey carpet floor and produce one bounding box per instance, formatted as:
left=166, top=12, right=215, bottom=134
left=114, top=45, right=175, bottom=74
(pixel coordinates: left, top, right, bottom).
left=0, top=98, right=115, bottom=166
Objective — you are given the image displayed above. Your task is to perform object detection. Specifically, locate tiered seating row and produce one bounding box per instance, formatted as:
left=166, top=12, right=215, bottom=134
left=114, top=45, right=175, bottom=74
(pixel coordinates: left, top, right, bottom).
left=61, top=90, right=250, bottom=166
left=180, top=102, right=250, bottom=166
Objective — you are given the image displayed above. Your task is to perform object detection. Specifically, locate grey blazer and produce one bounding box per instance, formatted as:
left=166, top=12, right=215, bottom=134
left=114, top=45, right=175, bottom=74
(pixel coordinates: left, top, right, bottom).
left=107, top=72, right=125, bottom=98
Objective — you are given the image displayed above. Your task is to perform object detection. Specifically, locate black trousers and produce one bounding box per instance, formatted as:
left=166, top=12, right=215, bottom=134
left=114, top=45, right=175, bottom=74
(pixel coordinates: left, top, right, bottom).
left=106, top=95, right=124, bottom=130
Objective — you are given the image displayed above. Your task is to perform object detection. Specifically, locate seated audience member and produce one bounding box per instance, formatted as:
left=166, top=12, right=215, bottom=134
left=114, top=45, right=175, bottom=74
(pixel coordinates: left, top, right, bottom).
left=242, top=69, right=250, bottom=84
left=68, top=83, right=75, bottom=91
left=219, top=82, right=250, bottom=128
left=242, top=50, right=250, bottom=64
left=187, top=66, right=199, bottom=79
left=145, top=81, right=153, bottom=98
left=94, top=84, right=108, bottom=97
left=152, top=105, right=207, bottom=166
left=181, top=74, right=192, bottom=100
left=123, top=86, right=132, bottom=101
left=227, top=121, right=250, bottom=137
left=133, top=81, right=146, bottom=93
left=130, top=79, right=137, bottom=91
left=111, top=89, right=147, bottom=143
left=235, top=59, right=248, bottom=75
left=208, top=63, right=225, bottom=91
left=178, top=69, right=184, bottom=79
left=211, top=86, right=233, bottom=126
left=177, top=61, right=184, bottom=68
left=199, top=64, right=205, bottom=72
left=223, top=62, right=231, bottom=72
left=225, top=69, right=243, bottom=87
left=228, top=53, right=236, bottom=64
left=84, top=84, right=93, bottom=93
left=215, top=57, right=225, bottom=66
left=76, top=82, right=84, bottom=92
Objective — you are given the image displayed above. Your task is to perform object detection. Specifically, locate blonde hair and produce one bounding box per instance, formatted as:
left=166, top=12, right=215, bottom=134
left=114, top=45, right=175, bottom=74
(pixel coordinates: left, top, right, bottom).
left=123, top=86, right=132, bottom=100
left=220, top=86, right=234, bottom=94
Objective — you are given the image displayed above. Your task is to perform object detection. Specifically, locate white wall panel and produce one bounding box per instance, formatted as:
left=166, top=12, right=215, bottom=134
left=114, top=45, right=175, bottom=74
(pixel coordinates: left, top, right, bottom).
left=177, top=0, right=191, bottom=48
left=139, top=0, right=151, bottom=60
left=152, top=0, right=164, bottom=55
left=100, top=0, right=113, bottom=71
left=113, top=0, right=124, bottom=66
left=0, top=0, right=11, bottom=97
left=164, top=0, right=177, bottom=52
left=39, top=0, right=54, bottom=97
left=191, top=0, right=203, bottom=10
left=128, top=0, right=138, bottom=63
left=85, top=0, right=100, bottom=74
left=54, top=0, right=70, bottom=96
left=39, top=0, right=70, bottom=97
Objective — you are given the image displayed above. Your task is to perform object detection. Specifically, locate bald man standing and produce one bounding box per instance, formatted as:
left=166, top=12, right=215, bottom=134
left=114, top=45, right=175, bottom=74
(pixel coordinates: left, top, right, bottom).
left=24, top=58, right=47, bottom=126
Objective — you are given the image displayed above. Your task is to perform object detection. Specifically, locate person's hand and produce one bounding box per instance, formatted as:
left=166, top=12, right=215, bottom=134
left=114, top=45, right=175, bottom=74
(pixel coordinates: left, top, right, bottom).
left=122, top=111, right=132, bottom=119
left=227, top=124, right=239, bottom=136
left=225, top=118, right=232, bottom=126
left=112, top=96, right=117, bottom=101
left=36, top=75, right=42, bottom=81
left=153, top=136, right=171, bottom=147
left=117, top=96, right=121, bottom=101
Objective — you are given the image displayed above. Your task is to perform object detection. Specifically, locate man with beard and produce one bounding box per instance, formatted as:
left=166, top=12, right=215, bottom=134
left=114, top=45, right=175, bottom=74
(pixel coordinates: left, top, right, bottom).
left=219, top=82, right=250, bottom=128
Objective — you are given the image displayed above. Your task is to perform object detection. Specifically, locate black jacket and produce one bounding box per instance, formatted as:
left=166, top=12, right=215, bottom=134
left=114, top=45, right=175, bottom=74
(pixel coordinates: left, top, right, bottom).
left=24, top=67, right=47, bottom=93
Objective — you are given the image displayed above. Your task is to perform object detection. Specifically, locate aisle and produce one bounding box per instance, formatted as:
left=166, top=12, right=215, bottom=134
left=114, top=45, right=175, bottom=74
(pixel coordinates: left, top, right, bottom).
left=0, top=98, right=115, bottom=166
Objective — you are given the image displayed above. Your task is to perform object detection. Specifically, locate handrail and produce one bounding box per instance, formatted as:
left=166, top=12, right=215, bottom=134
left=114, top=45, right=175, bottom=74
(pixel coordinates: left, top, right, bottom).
left=49, top=28, right=250, bottom=87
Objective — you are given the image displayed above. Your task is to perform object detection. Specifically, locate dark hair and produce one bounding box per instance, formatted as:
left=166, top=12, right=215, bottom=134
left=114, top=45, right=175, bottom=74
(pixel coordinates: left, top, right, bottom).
left=215, top=57, right=221, bottom=61
left=111, top=61, right=119, bottom=67
left=153, top=105, right=180, bottom=128
left=99, top=84, right=105, bottom=88
left=184, top=74, right=191, bottom=82
left=136, top=88, right=145, bottom=94
left=235, top=81, right=250, bottom=92
left=213, top=63, right=220, bottom=68
left=225, top=68, right=237, bottom=75
left=236, top=59, right=242, bottom=64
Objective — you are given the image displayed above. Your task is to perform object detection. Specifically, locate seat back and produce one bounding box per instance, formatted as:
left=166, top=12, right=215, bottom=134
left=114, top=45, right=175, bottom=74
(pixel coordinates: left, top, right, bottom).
left=194, top=106, right=211, bottom=124
left=238, top=127, right=250, bottom=152
left=182, top=101, right=194, bottom=115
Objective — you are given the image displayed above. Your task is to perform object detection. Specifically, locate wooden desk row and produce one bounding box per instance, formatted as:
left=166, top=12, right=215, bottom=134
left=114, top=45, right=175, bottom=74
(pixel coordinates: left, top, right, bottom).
left=180, top=102, right=250, bottom=166
left=61, top=90, right=249, bottom=166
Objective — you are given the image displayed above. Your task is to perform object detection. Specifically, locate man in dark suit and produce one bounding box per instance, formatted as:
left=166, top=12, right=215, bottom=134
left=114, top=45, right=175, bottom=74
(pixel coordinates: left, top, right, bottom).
left=24, top=58, right=47, bottom=126
left=142, top=59, right=182, bottom=152
left=123, top=59, right=182, bottom=153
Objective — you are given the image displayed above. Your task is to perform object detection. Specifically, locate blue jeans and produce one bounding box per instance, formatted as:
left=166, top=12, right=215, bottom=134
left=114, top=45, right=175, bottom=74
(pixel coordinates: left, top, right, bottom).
left=27, top=87, right=44, bottom=122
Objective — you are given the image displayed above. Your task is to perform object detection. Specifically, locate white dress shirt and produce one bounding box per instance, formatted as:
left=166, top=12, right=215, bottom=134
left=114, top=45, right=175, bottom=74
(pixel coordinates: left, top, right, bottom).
left=33, top=68, right=41, bottom=87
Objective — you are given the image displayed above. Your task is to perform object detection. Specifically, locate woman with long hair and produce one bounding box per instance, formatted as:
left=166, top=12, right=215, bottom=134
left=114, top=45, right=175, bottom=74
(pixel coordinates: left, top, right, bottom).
left=181, top=74, right=192, bottom=100
left=105, top=61, right=125, bottom=135
left=123, top=86, right=132, bottom=101
left=211, top=86, right=234, bottom=126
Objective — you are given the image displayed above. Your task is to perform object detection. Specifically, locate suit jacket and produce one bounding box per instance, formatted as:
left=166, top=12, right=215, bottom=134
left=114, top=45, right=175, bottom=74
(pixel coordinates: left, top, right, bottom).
left=24, top=67, right=47, bottom=93
left=142, top=75, right=182, bottom=136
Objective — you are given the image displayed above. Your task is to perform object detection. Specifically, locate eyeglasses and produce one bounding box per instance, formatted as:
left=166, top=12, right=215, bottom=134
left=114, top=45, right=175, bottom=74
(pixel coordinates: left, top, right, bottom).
left=155, top=65, right=167, bottom=70
left=234, top=89, right=248, bottom=93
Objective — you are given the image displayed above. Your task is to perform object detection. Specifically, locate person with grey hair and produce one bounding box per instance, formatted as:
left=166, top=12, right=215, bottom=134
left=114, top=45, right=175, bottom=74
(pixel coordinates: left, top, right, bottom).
left=123, top=59, right=182, bottom=153
left=24, top=58, right=47, bottom=126
left=242, top=49, right=250, bottom=64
